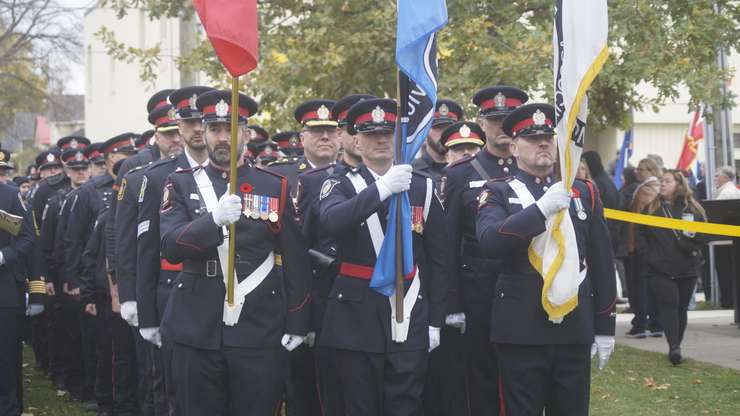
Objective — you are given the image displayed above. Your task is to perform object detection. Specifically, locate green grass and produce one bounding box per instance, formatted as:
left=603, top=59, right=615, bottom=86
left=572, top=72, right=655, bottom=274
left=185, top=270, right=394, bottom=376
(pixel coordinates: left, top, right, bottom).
left=22, top=344, right=740, bottom=416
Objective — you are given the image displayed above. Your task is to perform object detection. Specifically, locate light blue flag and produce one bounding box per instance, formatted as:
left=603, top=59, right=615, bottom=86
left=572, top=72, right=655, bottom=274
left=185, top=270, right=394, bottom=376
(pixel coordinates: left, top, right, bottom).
left=370, top=0, right=447, bottom=296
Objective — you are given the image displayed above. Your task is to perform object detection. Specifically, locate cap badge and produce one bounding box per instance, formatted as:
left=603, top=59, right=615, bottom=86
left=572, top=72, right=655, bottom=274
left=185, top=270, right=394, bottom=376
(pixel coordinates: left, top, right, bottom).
left=167, top=108, right=177, bottom=120
left=439, top=104, right=449, bottom=116
left=289, top=136, right=299, bottom=145
left=532, top=109, right=546, bottom=126
left=46, top=153, right=55, bottom=163
left=459, top=124, right=471, bottom=138
left=75, top=151, right=84, bottom=161
left=494, top=92, right=506, bottom=109
left=215, top=99, right=229, bottom=117
left=0, top=153, right=4, bottom=161
left=250, top=129, right=257, bottom=139
left=265, top=147, right=273, bottom=155
left=371, top=106, right=386, bottom=123
left=189, top=93, right=198, bottom=110
left=70, top=139, right=78, bottom=149
left=317, top=105, right=330, bottom=120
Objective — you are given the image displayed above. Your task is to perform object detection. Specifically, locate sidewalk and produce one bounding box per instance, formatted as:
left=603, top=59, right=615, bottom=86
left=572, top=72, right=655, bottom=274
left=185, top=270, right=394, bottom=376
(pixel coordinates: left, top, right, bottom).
left=616, top=309, right=740, bottom=370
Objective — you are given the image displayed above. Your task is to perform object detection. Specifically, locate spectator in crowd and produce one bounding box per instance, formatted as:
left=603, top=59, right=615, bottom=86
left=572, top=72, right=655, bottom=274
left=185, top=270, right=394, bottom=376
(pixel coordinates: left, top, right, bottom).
left=576, top=159, right=591, bottom=180
left=714, top=166, right=740, bottom=200
left=625, top=158, right=664, bottom=338
left=637, top=169, right=707, bottom=365
left=646, top=153, right=665, bottom=169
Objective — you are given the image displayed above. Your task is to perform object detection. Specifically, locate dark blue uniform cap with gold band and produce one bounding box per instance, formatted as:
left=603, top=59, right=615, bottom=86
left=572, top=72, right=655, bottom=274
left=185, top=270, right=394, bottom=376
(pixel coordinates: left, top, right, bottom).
left=295, top=99, right=338, bottom=127
left=346, top=97, right=397, bottom=136
left=332, top=94, right=376, bottom=128
left=57, top=135, right=91, bottom=151
left=502, top=103, right=557, bottom=139
left=102, top=132, right=138, bottom=155
left=61, top=148, right=90, bottom=169
left=433, top=99, right=464, bottom=128
left=196, top=89, right=258, bottom=124
left=35, top=149, right=62, bottom=170
left=272, top=131, right=302, bottom=156
left=248, top=125, right=269, bottom=142
left=472, top=86, right=529, bottom=119
left=440, top=121, right=486, bottom=149
left=148, top=104, right=179, bottom=133
left=0, top=148, right=11, bottom=169
left=169, top=86, right=215, bottom=120
left=146, top=89, right=175, bottom=114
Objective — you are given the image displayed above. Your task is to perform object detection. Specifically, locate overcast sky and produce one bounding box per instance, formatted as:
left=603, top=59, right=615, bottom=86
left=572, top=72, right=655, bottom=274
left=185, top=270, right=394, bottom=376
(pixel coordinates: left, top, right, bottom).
left=57, top=0, right=95, bottom=94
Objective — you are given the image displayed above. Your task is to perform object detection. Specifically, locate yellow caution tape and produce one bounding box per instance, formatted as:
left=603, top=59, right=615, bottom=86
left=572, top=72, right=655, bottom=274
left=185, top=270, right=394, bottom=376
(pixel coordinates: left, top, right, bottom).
left=603, top=208, right=740, bottom=237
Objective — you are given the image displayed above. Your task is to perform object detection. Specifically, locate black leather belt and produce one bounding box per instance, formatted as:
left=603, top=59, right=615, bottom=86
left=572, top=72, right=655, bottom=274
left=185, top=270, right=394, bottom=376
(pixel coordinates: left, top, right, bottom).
left=182, top=259, right=222, bottom=278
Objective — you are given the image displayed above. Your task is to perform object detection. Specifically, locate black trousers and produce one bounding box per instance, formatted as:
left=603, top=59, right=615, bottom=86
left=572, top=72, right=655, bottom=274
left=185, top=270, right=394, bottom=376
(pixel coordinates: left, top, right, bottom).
left=286, top=343, right=321, bottom=416
left=159, top=340, right=178, bottom=416
left=314, top=344, right=345, bottom=416
left=94, top=294, right=114, bottom=412
left=60, top=293, right=84, bottom=398
left=172, top=343, right=288, bottom=416
left=111, top=310, right=139, bottom=415
left=335, top=348, right=427, bottom=416
left=647, top=275, right=697, bottom=348
left=423, top=326, right=468, bottom=416
left=47, top=297, right=67, bottom=386
left=495, top=343, right=591, bottom=416
left=30, top=310, right=49, bottom=373
left=0, top=308, right=20, bottom=416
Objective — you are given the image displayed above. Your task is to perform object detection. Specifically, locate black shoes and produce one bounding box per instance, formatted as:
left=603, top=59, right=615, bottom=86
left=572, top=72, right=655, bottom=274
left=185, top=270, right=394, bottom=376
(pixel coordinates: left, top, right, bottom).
left=668, top=345, right=683, bottom=365
left=625, top=327, right=648, bottom=339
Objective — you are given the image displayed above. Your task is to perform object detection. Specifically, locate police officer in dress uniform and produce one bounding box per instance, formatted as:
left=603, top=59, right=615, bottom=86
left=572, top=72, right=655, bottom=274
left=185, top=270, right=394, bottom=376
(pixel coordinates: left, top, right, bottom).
left=159, top=89, right=311, bottom=415
left=441, top=86, right=528, bottom=415
left=0, top=180, right=35, bottom=416
left=441, top=122, right=486, bottom=164
left=86, top=144, right=108, bottom=177
left=318, top=98, right=447, bottom=415
left=135, top=85, right=214, bottom=416
left=269, top=99, right=340, bottom=198
left=245, top=125, right=269, bottom=164
left=118, top=98, right=186, bottom=416
left=476, top=103, right=616, bottom=416
left=412, top=99, right=463, bottom=191
left=0, top=149, right=14, bottom=185
left=422, top=120, right=485, bottom=416
left=332, top=94, right=375, bottom=170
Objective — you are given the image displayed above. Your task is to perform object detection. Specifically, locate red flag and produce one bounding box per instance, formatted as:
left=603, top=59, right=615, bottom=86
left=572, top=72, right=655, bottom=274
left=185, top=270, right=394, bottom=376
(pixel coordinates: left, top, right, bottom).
left=676, top=107, right=704, bottom=170
left=193, top=0, right=259, bottom=77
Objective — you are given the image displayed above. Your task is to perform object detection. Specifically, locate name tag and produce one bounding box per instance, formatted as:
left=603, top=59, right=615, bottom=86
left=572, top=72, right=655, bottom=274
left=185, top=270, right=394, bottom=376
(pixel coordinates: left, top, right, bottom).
left=190, top=193, right=200, bottom=200
left=469, top=180, right=486, bottom=188
left=508, top=198, right=521, bottom=204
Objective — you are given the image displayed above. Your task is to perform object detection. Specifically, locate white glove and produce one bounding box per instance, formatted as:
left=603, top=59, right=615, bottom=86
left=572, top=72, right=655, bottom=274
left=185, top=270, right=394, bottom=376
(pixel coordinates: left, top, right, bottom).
left=428, top=326, right=441, bottom=352
left=376, top=164, right=413, bottom=201
left=27, top=304, right=44, bottom=316
left=445, top=312, right=466, bottom=334
left=304, top=331, right=316, bottom=348
left=535, top=181, right=571, bottom=218
left=139, top=327, right=162, bottom=348
left=0, top=250, right=5, bottom=266
left=120, top=301, right=139, bottom=327
left=590, top=335, right=615, bottom=370
left=212, top=194, right=242, bottom=226
left=281, top=333, right=306, bottom=352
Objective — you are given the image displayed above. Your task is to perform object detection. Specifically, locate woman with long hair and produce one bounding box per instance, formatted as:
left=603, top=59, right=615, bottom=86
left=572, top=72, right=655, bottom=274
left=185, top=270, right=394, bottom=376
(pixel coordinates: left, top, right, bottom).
left=636, top=170, right=707, bottom=365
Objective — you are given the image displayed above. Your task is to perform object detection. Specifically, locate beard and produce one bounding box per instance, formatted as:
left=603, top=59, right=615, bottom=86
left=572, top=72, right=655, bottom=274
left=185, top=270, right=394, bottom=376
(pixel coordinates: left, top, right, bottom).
left=208, top=145, right=231, bottom=167
left=427, top=137, right=447, bottom=155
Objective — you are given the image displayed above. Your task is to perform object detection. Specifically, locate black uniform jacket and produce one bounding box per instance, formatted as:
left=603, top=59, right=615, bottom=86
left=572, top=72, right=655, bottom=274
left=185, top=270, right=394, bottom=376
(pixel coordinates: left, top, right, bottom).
left=296, top=160, right=351, bottom=329
left=64, top=173, right=114, bottom=289
left=476, top=172, right=617, bottom=345
left=159, top=163, right=311, bottom=350
left=268, top=156, right=312, bottom=198
left=442, top=149, right=517, bottom=318
left=0, top=183, right=35, bottom=308
left=318, top=165, right=447, bottom=353
left=136, top=153, right=193, bottom=329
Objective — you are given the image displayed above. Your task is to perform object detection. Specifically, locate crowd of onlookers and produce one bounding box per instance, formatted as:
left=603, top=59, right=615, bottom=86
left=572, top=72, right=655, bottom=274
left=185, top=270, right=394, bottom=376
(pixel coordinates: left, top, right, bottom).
left=577, top=151, right=739, bottom=364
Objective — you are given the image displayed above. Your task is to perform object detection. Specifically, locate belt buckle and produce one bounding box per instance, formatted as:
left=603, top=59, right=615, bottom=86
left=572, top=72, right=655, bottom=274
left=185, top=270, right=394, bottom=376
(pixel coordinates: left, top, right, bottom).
left=206, top=260, right=218, bottom=277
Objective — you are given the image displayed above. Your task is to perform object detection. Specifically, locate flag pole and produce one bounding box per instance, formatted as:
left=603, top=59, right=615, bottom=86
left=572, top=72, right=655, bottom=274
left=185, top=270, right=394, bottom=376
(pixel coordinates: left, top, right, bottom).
left=226, top=76, right=239, bottom=306
left=394, top=70, right=404, bottom=323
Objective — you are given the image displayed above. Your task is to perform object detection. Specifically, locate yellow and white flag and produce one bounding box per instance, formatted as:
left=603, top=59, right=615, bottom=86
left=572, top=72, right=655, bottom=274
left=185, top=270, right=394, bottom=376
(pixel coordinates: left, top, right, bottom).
left=530, top=0, right=609, bottom=323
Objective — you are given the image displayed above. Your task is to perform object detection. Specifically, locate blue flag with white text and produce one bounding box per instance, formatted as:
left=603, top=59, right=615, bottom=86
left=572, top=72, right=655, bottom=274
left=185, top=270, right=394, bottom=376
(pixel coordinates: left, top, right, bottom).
left=370, top=0, right=447, bottom=296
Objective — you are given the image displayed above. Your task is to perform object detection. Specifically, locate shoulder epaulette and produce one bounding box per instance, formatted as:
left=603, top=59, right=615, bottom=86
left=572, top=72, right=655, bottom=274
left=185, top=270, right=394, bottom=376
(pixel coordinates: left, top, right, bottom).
left=447, top=155, right=474, bottom=169
left=173, top=166, right=199, bottom=174
left=125, top=162, right=152, bottom=176
left=267, top=158, right=296, bottom=167
left=304, top=163, right=334, bottom=176
left=147, top=156, right=178, bottom=171
left=256, top=165, right=287, bottom=182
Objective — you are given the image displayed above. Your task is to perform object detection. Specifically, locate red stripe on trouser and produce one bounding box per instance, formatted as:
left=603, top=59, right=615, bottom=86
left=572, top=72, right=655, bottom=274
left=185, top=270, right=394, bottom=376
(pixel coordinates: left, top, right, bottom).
left=498, top=374, right=506, bottom=416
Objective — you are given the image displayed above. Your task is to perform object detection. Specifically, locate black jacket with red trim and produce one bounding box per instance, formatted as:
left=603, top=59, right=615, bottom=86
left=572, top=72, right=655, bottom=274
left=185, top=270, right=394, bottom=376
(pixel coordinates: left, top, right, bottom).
left=159, top=162, right=311, bottom=350
left=476, top=171, right=616, bottom=344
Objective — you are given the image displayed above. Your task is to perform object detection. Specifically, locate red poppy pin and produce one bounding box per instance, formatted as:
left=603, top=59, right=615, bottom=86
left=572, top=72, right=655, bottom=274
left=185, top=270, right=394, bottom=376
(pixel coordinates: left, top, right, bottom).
left=240, top=182, right=254, bottom=193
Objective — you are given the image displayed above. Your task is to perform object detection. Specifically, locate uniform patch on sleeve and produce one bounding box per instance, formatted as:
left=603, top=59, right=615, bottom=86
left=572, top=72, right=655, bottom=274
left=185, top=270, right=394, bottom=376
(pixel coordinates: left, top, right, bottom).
left=160, top=183, right=173, bottom=213
left=319, top=179, right=340, bottom=200
left=117, top=178, right=127, bottom=201
left=138, top=176, right=148, bottom=203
